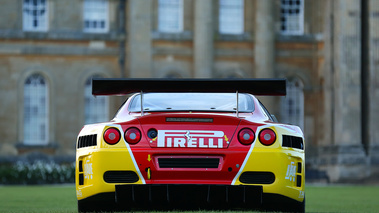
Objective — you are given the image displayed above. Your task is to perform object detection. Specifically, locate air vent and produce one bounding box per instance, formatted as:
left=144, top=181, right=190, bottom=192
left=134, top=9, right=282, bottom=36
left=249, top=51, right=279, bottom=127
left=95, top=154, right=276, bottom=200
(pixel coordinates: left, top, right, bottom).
left=296, top=175, right=302, bottom=187
left=104, top=171, right=139, bottom=183
left=239, top=172, right=275, bottom=184
left=297, top=162, right=302, bottom=173
left=79, top=160, right=83, bottom=172
left=77, top=134, right=97, bottom=149
left=79, top=174, right=84, bottom=185
left=158, top=158, right=220, bottom=169
left=282, top=135, right=304, bottom=150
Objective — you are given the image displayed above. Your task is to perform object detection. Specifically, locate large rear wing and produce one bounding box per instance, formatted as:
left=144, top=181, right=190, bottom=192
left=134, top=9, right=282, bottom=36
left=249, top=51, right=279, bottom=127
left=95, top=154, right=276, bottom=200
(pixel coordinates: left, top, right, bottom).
left=92, top=78, right=286, bottom=96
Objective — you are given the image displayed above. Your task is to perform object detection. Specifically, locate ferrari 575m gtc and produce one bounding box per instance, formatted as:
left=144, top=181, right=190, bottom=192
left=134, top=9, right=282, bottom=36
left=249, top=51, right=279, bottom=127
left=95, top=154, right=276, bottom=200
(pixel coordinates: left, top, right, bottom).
left=76, top=78, right=305, bottom=212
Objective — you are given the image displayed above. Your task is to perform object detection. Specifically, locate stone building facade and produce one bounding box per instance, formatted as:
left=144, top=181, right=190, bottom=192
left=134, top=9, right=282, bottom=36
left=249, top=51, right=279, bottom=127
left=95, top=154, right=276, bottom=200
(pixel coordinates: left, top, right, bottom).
left=0, top=0, right=378, bottom=182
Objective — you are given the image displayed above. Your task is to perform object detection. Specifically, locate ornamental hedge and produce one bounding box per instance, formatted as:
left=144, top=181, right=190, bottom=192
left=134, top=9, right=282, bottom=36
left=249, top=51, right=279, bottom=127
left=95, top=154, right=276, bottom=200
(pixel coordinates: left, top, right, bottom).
left=0, top=161, right=75, bottom=185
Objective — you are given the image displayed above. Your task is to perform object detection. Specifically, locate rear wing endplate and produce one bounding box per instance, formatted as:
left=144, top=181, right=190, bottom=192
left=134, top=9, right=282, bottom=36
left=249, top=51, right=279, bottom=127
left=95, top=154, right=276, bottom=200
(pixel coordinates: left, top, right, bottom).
left=92, top=78, right=286, bottom=96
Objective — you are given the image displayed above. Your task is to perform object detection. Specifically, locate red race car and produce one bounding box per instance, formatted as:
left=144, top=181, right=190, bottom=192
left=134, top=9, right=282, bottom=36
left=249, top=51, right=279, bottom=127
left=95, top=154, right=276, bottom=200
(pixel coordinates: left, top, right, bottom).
left=76, top=78, right=305, bottom=212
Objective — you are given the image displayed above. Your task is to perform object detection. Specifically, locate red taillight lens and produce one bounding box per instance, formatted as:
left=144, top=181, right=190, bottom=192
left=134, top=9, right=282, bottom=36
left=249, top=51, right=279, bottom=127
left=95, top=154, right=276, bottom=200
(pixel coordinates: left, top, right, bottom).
left=259, top=128, right=276, bottom=146
left=103, top=128, right=121, bottom=145
left=124, top=127, right=141, bottom=144
left=238, top=128, right=255, bottom=145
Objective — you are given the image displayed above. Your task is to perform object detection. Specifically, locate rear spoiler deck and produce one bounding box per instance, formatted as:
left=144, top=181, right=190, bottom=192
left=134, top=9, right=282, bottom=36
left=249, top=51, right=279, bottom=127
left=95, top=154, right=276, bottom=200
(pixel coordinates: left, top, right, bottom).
left=92, top=78, right=286, bottom=96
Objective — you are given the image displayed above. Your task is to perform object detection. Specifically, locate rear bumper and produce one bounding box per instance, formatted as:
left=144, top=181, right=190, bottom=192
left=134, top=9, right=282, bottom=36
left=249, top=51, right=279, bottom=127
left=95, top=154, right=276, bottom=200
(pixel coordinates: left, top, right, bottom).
left=76, top=148, right=305, bottom=203
left=116, top=184, right=262, bottom=210
left=78, top=184, right=304, bottom=211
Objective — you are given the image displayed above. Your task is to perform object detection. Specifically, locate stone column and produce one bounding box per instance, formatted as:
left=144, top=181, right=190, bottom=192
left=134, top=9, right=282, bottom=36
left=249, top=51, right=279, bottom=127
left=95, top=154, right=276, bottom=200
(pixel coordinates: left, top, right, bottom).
left=369, top=0, right=379, bottom=178
left=255, top=0, right=275, bottom=78
left=254, top=0, right=276, bottom=112
left=320, top=0, right=369, bottom=182
left=128, top=0, right=152, bottom=78
left=194, top=0, right=213, bottom=78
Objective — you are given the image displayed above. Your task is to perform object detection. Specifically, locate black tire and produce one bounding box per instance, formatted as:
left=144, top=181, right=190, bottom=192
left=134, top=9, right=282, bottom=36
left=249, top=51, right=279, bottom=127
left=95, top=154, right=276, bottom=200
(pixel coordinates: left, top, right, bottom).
left=78, top=200, right=117, bottom=213
left=77, top=200, right=92, bottom=213
left=289, top=197, right=305, bottom=213
left=263, top=194, right=305, bottom=213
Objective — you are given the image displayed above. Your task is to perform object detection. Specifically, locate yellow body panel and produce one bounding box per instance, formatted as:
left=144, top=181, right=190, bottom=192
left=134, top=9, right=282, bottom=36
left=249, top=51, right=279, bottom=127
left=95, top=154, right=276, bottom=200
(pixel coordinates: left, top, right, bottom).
left=232, top=148, right=305, bottom=202
left=76, top=148, right=145, bottom=200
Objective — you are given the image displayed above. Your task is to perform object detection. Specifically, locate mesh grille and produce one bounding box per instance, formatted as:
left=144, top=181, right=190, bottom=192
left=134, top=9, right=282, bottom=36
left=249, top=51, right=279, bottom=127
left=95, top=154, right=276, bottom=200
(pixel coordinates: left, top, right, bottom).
left=282, top=135, right=304, bottom=150
left=103, top=171, right=139, bottom=183
left=239, top=172, right=275, bottom=184
left=158, top=158, right=220, bottom=169
left=77, top=134, right=97, bottom=149
left=296, top=175, right=302, bottom=187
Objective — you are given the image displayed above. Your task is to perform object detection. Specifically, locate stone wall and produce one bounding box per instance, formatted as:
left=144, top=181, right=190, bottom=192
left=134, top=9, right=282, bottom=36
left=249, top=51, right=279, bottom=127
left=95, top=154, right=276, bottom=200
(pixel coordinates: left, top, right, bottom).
left=0, top=0, right=378, bottom=182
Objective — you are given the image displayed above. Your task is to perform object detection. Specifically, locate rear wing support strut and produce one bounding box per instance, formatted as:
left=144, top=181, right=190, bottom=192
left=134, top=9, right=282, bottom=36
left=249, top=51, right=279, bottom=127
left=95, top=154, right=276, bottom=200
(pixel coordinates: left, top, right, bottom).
left=140, top=90, right=144, bottom=116
left=236, top=90, right=239, bottom=118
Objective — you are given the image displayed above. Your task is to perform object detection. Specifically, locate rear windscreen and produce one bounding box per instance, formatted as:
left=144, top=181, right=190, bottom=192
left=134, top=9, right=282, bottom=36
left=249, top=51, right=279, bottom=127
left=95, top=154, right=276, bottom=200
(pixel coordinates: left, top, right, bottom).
left=128, top=93, right=254, bottom=112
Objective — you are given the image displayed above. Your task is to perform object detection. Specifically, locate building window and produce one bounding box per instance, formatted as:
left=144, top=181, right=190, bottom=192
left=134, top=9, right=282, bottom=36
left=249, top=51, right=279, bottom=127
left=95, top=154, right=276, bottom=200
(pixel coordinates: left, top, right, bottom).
left=24, top=74, right=49, bottom=145
left=23, top=0, right=48, bottom=32
left=158, top=0, right=183, bottom=33
left=280, top=0, right=304, bottom=35
left=84, top=76, right=109, bottom=124
left=83, top=0, right=109, bottom=33
left=219, top=0, right=244, bottom=35
left=281, top=78, right=304, bottom=130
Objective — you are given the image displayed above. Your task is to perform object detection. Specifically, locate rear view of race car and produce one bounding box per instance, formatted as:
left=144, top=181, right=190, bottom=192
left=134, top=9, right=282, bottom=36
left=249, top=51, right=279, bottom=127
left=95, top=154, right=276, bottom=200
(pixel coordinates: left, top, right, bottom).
left=76, top=79, right=305, bottom=212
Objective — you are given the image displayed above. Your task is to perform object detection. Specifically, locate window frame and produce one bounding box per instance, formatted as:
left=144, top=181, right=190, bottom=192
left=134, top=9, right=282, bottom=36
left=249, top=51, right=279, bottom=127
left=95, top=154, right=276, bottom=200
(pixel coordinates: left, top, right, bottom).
left=23, top=74, right=49, bottom=145
left=22, top=0, right=49, bottom=32
left=83, top=0, right=109, bottom=33
left=158, top=0, right=184, bottom=33
left=280, top=78, right=304, bottom=130
left=218, top=0, right=244, bottom=35
left=280, top=0, right=304, bottom=35
left=84, top=76, right=109, bottom=124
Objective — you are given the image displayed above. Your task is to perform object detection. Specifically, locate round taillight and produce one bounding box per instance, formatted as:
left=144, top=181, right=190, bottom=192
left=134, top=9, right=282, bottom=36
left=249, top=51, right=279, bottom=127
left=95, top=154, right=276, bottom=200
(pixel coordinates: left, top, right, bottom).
left=238, top=128, right=255, bottom=145
left=259, top=128, right=276, bottom=146
left=103, top=128, right=121, bottom=145
left=124, top=127, right=141, bottom=144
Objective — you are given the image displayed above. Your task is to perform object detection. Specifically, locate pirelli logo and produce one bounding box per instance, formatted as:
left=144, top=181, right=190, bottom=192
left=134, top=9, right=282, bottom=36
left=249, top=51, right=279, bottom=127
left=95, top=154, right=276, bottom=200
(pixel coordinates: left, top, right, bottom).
left=157, top=130, right=228, bottom=148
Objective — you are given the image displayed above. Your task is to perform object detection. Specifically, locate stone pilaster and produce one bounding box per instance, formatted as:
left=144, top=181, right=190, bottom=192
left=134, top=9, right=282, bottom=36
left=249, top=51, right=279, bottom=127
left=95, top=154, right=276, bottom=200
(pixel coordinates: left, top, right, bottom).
left=254, top=0, right=276, bottom=112
left=128, top=0, right=152, bottom=78
left=254, top=0, right=275, bottom=78
left=194, top=0, right=213, bottom=78
left=320, top=0, right=369, bottom=182
left=368, top=0, right=379, bottom=178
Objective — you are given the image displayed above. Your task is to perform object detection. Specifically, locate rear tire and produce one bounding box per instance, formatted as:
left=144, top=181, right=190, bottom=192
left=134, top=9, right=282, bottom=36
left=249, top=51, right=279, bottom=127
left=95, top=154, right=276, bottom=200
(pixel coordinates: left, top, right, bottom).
left=78, top=200, right=117, bottom=213
left=276, top=198, right=305, bottom=213
left=289, top=197, right=305, bottom=213
left=77, top=200, right=92, bottom=213
left=263, top=194, right=305, bottom=213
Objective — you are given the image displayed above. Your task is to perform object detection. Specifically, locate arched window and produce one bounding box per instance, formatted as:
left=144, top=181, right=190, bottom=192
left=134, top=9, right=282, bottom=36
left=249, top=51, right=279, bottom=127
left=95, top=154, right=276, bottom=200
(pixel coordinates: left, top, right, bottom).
left=24, top=74, right=48, bottom=145
left=84, top=76, right=109, bottom=124
left=219, top=0, right=244, bottom=34
left=281, top=78, right=304, bottom=129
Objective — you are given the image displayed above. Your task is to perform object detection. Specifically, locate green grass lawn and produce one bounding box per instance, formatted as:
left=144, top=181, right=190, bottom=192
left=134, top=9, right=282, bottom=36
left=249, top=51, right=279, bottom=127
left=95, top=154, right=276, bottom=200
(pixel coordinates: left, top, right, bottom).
left=0, top=185, right=77, bottom=213
left=305, top=185, right=379, bottom=213
left=0, top=184, right=378, bottom=213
